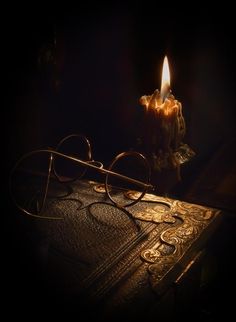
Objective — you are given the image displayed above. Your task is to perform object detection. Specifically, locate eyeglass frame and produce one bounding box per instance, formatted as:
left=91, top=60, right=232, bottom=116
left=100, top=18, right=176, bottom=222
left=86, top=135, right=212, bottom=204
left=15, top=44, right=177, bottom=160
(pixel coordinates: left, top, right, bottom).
left=9, top=134, right=154, bottom=220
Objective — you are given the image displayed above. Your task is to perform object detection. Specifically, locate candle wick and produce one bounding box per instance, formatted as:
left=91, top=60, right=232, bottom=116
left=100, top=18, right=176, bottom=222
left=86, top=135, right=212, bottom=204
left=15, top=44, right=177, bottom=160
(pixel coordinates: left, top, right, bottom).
left=160, top=84, right=170, bottom=103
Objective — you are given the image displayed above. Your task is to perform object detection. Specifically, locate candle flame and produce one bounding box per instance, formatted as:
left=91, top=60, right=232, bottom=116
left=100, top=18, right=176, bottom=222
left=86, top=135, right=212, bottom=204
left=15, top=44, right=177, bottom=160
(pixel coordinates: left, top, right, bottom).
left=160, top=56, right=170, bottom=102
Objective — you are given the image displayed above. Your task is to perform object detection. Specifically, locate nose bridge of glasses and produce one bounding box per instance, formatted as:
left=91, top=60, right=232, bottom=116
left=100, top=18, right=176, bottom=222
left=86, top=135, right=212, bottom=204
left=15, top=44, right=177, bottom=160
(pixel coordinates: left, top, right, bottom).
left=87, top=160, right=104, bottom=169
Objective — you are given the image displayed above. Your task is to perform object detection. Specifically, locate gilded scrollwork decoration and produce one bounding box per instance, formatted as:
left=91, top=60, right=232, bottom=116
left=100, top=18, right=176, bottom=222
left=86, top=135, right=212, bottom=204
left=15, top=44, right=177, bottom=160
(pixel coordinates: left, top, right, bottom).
left=126, top=191, right=220, bottom=293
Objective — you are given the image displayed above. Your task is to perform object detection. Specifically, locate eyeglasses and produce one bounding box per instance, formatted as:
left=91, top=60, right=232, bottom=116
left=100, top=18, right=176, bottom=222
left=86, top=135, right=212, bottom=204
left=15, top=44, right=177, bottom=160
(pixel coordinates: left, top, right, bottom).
left=9, top=134, right=154, bottom=219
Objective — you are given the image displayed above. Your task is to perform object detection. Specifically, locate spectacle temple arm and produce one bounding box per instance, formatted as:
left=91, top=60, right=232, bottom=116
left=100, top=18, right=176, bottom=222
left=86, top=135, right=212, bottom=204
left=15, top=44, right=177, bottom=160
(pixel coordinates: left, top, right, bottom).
left=37, top=149, right=154, bottom=191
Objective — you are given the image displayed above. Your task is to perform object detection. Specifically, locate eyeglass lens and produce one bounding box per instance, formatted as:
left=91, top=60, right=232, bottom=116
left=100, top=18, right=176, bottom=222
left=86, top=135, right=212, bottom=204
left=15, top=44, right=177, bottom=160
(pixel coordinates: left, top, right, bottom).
left=53, top=134, right=92, bottom=183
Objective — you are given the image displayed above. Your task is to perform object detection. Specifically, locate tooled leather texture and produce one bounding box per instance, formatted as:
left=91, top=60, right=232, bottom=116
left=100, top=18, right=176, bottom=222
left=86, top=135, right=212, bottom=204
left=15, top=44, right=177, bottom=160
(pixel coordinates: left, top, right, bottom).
left=35, top=180, right=220, bottom=318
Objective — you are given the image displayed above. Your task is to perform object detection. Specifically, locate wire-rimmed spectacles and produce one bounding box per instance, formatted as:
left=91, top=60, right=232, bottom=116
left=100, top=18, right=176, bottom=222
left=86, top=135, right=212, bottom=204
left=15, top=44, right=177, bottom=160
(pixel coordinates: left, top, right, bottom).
left=9, top=134, right=154, bottom=219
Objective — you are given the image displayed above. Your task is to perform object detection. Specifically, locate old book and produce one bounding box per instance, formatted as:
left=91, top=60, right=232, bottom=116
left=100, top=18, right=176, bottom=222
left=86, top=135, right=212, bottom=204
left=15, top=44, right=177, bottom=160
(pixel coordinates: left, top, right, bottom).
left=31, top=179, right=222, bottom=321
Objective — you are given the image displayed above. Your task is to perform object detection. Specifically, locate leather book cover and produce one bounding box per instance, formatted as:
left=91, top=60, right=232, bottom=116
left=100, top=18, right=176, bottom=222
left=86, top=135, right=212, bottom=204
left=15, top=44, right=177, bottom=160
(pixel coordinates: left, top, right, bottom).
left=33, top=180, right=222, bottom=320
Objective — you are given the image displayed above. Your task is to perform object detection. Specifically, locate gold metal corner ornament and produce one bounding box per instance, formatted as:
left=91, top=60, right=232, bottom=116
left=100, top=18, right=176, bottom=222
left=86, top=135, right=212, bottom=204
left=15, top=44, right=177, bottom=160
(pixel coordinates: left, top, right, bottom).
left=126, top=192, right=221, bottom=294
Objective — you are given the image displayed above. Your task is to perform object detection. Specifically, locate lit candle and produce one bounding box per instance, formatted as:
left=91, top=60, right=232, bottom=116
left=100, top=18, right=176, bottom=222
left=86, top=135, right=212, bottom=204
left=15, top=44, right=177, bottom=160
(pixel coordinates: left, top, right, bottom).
left=160, top=56, right=170, bottom=102
left=139, top=56, right=186, bottom=170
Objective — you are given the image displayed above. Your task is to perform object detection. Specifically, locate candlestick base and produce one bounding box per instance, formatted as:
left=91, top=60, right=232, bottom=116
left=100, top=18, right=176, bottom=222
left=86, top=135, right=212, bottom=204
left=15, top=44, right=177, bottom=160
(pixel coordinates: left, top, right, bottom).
left=135, top=142, right=195, bottom=196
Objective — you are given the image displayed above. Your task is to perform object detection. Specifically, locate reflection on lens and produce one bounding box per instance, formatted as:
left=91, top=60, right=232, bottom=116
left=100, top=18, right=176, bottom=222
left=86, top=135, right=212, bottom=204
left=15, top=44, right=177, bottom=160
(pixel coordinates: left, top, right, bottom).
left=10, top=151, right=52, bottom=217
left=105, top=152, right=150, bottom=207
left=53, top=134, right=92, bottom=183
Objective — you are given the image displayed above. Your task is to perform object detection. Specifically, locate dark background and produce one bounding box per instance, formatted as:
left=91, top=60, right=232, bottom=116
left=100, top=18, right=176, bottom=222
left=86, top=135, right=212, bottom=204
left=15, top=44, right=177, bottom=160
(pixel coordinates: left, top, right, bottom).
left=4, top=3, right=236, bottom=320
left=5, top=3, right=236, bottom=166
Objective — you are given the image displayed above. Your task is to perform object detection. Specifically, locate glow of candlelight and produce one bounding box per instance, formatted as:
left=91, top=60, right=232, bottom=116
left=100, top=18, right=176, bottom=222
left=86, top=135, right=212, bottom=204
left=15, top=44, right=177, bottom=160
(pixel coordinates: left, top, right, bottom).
left=160, top=56, right=170, bottom=103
